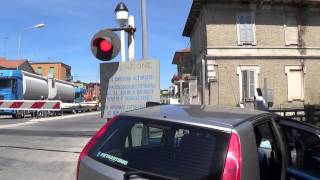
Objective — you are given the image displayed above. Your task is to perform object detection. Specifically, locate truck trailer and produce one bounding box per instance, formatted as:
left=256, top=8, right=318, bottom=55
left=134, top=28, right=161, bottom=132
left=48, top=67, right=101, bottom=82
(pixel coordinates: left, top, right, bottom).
left=0, top=70, right=99, bottom=118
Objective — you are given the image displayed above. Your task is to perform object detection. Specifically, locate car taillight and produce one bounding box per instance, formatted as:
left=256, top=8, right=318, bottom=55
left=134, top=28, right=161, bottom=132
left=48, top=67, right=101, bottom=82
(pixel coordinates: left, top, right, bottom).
left=221, top=132, right=242, bottom=180
left=76, top=116, right=118, bottom=180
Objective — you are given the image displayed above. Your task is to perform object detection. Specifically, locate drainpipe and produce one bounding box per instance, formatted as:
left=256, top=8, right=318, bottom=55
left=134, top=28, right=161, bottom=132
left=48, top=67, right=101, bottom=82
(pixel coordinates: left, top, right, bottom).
left=202, top=58, right=206, bottom=105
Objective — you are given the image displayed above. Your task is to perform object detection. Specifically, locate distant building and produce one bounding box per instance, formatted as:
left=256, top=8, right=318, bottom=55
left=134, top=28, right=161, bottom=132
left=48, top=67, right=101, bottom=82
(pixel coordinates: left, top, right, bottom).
left=0, top=57, right=35, bottom=73
left=160, top=89, right=170, bottom=104
left=171, top=48, right=199, bottom=104
left=182, top=0, right=320, bottom=109
left=85, top=83, right=100, bottom=101
left=74, top=80, right=100, bottom=101
left=30, top=62, right=72, bottom=81
left=74, top=80, right=87, bottom=89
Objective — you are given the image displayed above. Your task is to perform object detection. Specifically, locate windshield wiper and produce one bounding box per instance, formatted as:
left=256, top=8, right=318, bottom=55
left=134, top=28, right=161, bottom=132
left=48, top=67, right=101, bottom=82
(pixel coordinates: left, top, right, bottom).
left=123, top=170, right=178, bottom=180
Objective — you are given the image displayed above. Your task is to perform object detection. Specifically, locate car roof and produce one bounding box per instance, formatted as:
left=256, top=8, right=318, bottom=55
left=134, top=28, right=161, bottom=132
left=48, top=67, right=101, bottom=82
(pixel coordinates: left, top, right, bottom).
left=121, top=105, right=269, bottom=131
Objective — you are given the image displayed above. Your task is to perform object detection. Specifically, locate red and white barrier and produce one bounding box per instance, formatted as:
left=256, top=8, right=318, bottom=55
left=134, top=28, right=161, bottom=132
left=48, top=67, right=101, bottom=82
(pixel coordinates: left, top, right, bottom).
left=0, top=100, right=61, bottom=111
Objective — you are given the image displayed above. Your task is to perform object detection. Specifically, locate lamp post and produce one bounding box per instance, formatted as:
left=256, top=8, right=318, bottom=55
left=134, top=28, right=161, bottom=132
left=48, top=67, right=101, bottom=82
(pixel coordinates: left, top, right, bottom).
left=17, top=23, right=45, bottom=58
left=115, top=2, right=128, bottom=62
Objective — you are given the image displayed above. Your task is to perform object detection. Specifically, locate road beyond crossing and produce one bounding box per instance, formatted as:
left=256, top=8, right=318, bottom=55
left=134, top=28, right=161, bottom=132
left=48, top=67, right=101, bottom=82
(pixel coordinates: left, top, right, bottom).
left=0, top=112, right=104, bottom=180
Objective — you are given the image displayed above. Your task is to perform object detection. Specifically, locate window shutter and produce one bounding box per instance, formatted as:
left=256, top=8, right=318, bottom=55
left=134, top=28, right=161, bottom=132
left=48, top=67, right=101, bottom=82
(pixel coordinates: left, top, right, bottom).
left=288, top=69, right=303, bottom=101
left=242, top=71, right=248, bottom=101
left=238, top=14, right=254, bottom=44
left=285, top=15, right=299, bottom=45
left=242, top=70, right=255, bottom=101
left=189, top=79, right=198, bottom=97
left=249, top=71, right=255, bottom=99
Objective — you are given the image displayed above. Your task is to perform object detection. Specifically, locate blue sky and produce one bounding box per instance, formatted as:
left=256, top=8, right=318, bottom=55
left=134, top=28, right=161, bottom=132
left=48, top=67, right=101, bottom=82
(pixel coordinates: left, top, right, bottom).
left=0, top=0, right=192, bottom=88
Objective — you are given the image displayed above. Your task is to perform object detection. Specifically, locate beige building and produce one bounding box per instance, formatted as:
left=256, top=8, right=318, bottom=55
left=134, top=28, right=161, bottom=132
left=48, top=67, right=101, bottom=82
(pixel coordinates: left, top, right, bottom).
left=31, top=62, right=72, bottom=81
left=182, top=0, right=320, bottom=109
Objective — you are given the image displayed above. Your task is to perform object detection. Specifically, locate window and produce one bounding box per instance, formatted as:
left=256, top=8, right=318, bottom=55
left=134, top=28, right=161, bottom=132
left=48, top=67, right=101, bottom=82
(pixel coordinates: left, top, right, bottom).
left=66, top=68, right=71, bottom=80
left=285, top=65, right=304, bottom=101
left=0, top=79, right=11, bottom=88
left=49, top=67, right=55, bottom=77
left=237, top=65, right=260, bottom=103
left=237, top=13, right=256, bottom=45
left=242, top=70, right=255, bottom=101
left=90, top=117, right=230, bottom=180
left=37, top=67, right=42, bottom=75
left=280, top=125, right=320, bottom=178
left=254, top=122, right=283, bottom=180
left=124, top=123, right=164, bottom=147
left=285, top=15, right=299, bottom=46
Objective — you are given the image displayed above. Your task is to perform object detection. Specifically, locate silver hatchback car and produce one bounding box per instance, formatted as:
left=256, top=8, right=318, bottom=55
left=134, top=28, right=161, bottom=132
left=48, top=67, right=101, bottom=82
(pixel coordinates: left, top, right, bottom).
left=77, top=105, right=320, bottom=180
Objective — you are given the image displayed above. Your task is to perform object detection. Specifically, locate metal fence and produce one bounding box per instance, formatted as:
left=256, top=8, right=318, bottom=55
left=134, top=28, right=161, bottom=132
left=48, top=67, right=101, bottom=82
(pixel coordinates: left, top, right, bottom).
left=268, top=105, right=320, bottom=127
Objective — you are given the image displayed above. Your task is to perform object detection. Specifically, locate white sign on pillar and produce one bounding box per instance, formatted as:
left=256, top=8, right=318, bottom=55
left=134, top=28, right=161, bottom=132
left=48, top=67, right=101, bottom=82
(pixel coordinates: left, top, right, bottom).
left=100, top=60, right=160, bottom=118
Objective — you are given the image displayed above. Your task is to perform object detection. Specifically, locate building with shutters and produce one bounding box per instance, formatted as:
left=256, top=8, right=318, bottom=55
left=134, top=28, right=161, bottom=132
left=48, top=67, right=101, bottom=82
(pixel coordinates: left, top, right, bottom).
left=30, top=62, right=72, bottom=81
left=171, top=48, right=201, bottom=104
left=182, top=0, right=320, bottom=109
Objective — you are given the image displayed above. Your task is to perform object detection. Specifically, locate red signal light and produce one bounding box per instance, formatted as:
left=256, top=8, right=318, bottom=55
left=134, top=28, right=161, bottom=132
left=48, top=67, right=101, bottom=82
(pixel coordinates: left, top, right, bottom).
left=99, top=39, right=113, bottom=52
left=91, top=29, right=120, bottom=61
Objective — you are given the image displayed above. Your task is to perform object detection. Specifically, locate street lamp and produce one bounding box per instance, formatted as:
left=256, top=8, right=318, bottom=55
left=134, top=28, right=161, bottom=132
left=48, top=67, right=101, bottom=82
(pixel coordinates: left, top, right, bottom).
left=17, top=23, right=45, bottom=58
left=115, top=2, right=128, bottom=62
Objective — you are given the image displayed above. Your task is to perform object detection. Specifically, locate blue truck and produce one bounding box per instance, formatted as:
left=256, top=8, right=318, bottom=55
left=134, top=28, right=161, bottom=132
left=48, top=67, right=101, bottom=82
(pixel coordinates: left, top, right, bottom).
left=0, top=70, right=97, bottom=118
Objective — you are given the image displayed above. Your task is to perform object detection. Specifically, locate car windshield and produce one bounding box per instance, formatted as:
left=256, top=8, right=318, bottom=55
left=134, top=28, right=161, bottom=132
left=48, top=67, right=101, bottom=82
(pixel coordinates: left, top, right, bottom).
left=89, top=116, right=230, bottom=180
left=0, top=79, right=11, bottom=88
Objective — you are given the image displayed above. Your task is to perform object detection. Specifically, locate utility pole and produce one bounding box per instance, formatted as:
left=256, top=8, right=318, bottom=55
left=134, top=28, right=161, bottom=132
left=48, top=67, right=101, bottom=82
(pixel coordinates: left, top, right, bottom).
left=141, top=0, right=148, bottom=60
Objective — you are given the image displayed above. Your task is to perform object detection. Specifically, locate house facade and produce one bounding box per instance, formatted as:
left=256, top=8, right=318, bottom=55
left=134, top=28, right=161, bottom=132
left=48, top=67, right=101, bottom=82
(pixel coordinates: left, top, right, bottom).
left=31, top=62, right=72, bottom=81
left=183, top=0, right=320, bottom=109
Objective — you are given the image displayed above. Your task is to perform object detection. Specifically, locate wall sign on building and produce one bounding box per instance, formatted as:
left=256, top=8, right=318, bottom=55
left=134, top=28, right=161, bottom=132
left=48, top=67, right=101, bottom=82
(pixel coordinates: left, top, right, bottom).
left=100, top=60, right=160, bottom=118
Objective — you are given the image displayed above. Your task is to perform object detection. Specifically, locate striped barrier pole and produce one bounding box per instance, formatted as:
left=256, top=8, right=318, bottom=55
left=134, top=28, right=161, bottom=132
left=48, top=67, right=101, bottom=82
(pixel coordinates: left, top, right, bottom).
left=0, top=100, right=62, bottom=111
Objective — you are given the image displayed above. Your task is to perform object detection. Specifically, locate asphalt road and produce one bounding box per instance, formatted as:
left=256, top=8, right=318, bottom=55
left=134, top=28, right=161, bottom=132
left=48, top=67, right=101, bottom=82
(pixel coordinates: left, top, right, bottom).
left=0, top=112, right=105, bottom=180
left=0, top=115, right=33, bottom=126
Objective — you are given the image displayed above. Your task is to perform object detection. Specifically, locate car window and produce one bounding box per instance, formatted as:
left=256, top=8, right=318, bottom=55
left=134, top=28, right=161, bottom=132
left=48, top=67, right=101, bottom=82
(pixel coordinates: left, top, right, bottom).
left=254, top=122, right=283, bottom=180
left=124, top=123, right=165, bottom=147
left=281, top=125, right=320, bottom=178
left=89, top=116, right=230, bottom=180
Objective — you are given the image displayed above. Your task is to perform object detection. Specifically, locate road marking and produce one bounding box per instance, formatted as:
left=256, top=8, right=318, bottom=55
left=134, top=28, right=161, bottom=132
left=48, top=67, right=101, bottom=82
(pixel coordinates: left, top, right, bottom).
left=30, top=112, right=100, bottom=122
left=0, top=145, right=81, bottom=154
left=0, top=112, right=101, bottom=129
